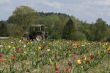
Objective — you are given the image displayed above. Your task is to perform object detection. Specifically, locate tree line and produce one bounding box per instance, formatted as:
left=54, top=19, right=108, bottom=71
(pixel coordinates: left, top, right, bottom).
left=0, top=6, right=110, bottom=41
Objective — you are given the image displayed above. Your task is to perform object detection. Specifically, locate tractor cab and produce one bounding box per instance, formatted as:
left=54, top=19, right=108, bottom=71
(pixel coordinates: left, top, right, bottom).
left=28, top=24, right=48, bottom=41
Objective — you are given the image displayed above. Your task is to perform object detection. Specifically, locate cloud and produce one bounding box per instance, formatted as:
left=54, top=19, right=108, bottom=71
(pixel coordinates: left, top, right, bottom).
left=0, top=0, right=110, bottom=24
left=41, top=1, right=63, bottom=9
left=90, top=0, right=110, bottom=6
left=0, top=0, right=10, bottom=5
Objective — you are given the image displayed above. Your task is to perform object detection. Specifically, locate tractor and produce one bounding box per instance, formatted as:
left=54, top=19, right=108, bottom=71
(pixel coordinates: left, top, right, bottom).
left=24, top=24, right=48, bottom=41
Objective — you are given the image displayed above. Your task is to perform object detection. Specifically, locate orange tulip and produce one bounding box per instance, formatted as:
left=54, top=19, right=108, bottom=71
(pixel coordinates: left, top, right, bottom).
left=11, top=55, right=16, bottom=60
left=0, top=58, right=6, bottom=62
left=65, top=66, right=72, bottom=72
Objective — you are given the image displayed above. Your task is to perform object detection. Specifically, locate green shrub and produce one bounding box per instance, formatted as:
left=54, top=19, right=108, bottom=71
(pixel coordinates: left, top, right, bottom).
left=70, top=31, right=87, bottom=41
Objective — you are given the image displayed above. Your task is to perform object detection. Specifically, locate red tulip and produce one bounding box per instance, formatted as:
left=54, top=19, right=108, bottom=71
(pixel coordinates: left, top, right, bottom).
left=68, top=61, right=72, bottom=66
left=0, top=53, right=5, bottom=62
left=89, top=54, right=94, bottom=60
left=0, top=53, right=4, bottom=58
left=73, top=53, right=78, bottom=60
left=55, top=64, right=60, bottom=73
left=15, top=48, right=23, bottom=53
left=86, top=59, right=90, bottom=64
left=67, top=48, right=72, bottom=51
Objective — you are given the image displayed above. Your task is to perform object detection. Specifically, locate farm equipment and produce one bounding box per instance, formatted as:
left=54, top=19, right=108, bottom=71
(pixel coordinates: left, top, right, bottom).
left=24, top=24, right=48, bottom=41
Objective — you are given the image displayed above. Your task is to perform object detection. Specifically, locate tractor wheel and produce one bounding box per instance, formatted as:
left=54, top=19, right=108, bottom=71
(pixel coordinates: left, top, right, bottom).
left=36, top=35, right=43, bottom=41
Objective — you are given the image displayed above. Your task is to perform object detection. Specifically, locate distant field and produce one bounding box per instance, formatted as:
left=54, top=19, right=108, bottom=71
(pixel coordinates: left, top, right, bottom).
left=0, top=39, right=110, bottom=73
left=0, top=37, right=9, bottom=40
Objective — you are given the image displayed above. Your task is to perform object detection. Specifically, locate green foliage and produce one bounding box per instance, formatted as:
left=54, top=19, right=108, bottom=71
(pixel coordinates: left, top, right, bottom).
left=80, top=22, right=95, bottom=41
left=94, top=18, right=108, bottom=41
left=7, top=24, right=24, bottom=37
left=13, top=6, right=35, bottom=15
left=36, top=12, right=70, bottom=39
left=0, top=6, right=110, bottom=41
left=71, top=31, right=87, bottom=41
left=0, top=39, right=109, bottom=73
left=0, top=21, right=9, bottom=36
left=8, top=6, right=38, bottom=35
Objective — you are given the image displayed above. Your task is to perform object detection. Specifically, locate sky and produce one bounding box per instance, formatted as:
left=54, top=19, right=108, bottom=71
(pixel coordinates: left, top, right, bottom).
left=0, top=0, right=110, bottom=24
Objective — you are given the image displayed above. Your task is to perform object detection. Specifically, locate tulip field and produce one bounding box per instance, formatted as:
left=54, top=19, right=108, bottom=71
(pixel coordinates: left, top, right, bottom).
left=0, top=38, right=110, bottom=73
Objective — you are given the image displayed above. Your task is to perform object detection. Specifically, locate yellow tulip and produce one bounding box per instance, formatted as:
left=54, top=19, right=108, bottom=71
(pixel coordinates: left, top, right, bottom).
left=76, top=59, right=81, bottom=65
left=38, top=46, right=41, bottom=50
left=107, top=47, right=110, bottom=53
left=8, top=45, right=11, bottom=48
left=47, top=49, right=50, bottom=52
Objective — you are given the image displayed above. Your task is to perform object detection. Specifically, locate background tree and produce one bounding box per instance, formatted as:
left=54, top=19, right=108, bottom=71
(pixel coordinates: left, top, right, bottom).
left=94, top=18, right=108, bottom=41
left=106, top=26, right=110, bottom=41
left=62, top=18, right=76, bottom=40
left=79, top=22, right=95, bottom=41
left=0, top=21, right=9, bottom=36
left=8, top=6, right=38, bottom=36
left=4, top=5, right=110, bottom=41
left=36, top=12, right=70, bottom=39
left=7, top=24, right=23, bottom=37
